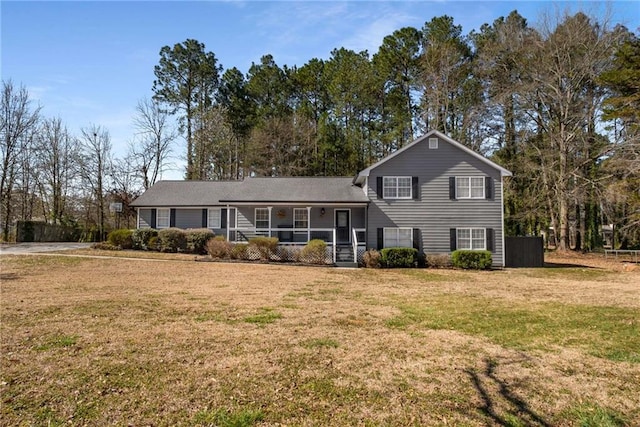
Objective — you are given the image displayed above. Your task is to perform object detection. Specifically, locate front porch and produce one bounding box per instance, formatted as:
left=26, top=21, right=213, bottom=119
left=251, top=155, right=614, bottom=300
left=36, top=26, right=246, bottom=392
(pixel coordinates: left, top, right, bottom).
left=225, top=205, right=367, bottom=265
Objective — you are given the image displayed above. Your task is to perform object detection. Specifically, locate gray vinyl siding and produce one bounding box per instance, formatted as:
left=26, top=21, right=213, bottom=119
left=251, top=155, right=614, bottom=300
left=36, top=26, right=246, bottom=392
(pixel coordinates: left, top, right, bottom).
left=138, top=209, right=153, bottom=228
left=366, top=136, right=505, bottom=266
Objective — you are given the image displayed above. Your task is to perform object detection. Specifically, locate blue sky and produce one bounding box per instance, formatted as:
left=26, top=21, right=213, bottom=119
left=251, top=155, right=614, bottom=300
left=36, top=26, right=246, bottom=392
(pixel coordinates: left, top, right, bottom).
left=2, top=1, right=639, bottom=178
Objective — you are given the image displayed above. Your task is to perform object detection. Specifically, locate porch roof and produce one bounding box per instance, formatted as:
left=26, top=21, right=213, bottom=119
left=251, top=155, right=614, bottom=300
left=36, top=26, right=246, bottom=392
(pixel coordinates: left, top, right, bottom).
left=131, top=177, right=368, bottom=207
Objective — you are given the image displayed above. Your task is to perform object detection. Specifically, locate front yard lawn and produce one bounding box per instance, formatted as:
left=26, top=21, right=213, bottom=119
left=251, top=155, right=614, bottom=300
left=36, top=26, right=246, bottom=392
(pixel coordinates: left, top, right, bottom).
left=1, top=254, right=638, bottom=426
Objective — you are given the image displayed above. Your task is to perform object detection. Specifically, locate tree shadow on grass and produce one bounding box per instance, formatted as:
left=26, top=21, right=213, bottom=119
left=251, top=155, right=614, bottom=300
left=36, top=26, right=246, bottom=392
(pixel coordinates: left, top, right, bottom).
left=465, top=356, right=550, bottom=427
left=0, top=272, right=19, bottom=281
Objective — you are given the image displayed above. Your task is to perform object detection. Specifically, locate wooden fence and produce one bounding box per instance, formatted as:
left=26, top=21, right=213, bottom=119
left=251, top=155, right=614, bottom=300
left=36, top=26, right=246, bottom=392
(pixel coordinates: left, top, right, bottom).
left=505, top=236, right=544, bottom=268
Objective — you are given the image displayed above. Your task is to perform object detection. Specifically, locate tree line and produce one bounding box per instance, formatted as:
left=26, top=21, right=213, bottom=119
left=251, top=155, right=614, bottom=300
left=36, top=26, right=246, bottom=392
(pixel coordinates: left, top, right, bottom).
left=2, top=9, right=638, bottom=248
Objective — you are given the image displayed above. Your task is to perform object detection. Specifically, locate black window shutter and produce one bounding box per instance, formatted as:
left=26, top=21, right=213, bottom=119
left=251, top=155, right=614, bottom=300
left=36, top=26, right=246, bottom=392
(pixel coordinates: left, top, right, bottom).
left=485, top=177, right=494, bottom=200
left=449, top=177, right=456, bottom=200
left=486, top=228, right=495, bottom=252
left=170, top=209, right=176, bottom=227
left=376, top=177, right=383, bottom=199
left=377, top=228, right=384, bottom=249
left=221, top=209, right=227, bottom=229
left=202, top=209, right=208, bottom=227
left=412, top=177, right=419, bottom=200
left=413, top=228, right=420, bottom=250
left=150, top=209, right=157, bottom=229
left=450, top=228, right=457, bottom=251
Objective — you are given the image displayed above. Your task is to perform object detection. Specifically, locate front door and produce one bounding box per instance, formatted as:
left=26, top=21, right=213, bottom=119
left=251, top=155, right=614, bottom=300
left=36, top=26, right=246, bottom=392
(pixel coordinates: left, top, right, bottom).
left=335, top=209, right=350, bottom=244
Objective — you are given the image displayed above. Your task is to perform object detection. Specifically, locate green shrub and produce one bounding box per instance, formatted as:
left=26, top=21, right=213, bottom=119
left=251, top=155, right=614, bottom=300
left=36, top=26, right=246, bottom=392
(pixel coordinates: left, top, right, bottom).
left=248, top=236, right=279, bottom=260
left=362, top=249, right=381, bottom=268
left=300, top=239, right=327, bottom=264
left=107, top=229, right=134, bottom=249
left=230, top=243, right=249, bottom=260
left=380, top=247, right=418, bottom=268
left=185, top=228, right=215, bottom=254
left=451, top=250, right=492, bottom=270
left=207, top=236, right=232, bottom=259
left=132, top=228, right=158, bottom=250
left=157, top=228, right=187, bottom=253
left=148, top=236, right=159, bottom=251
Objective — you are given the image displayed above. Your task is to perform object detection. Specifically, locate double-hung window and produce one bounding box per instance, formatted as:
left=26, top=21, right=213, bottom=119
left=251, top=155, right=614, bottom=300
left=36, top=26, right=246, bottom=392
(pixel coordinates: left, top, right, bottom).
left=208, top=208, right=221, bottom=229
left=457, top=228, right=486, bottom=250
left=456, top=177, right=485, bottom=199
left=293, top=208, right=308, bottom=232
left=383, top=227, right=412, bottom=248
left=383, top=176, right=412, bottom=199
left=255, top=208, right=269, bottom=229
left=156, top=208, right=170, bottom=229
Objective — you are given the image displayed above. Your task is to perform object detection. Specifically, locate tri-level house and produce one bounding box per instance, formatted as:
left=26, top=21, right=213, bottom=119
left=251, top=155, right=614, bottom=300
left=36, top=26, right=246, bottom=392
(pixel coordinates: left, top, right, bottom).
left=130, top=130, right=512, bottom=267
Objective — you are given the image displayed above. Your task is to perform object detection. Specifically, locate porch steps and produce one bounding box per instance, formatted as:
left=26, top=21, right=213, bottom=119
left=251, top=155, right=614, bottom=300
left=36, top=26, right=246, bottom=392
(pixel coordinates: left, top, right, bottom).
left=335, top=245, right=357, bottom=268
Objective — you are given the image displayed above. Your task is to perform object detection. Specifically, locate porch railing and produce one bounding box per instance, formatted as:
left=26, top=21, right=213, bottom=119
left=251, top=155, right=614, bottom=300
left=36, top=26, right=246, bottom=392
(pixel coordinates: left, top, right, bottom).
left=228, top=227, right=337, bottom=264
left=352, top=228, right=366, bottom=264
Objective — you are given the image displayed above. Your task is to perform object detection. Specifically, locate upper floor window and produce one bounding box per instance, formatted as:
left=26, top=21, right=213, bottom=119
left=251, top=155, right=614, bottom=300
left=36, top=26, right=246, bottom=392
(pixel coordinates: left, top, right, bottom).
left=208, top=208, right=221, bottom=229
left=383, top=176, right=412, bottom=199
left=293, top=208, right=308, bottom=231
left=456, top=177, right=485, bottom=199
left=255, top=208, right=269, bottom=229
left=156, top=208, right=170, bottom=229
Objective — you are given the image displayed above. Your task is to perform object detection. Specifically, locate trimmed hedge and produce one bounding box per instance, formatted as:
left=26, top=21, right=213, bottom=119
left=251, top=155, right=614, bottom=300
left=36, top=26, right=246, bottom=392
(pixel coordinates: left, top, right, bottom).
left=132, top=228, right=158, bottom=250
left=249, top=237, right=279, bottom=260
left=107, top=229, right=134, bottom=249
left=300, top=239, right=327, bottom=264
left=451, top=250, right=492, bottom=270
left=186, top=228, right=215, bottom=254
left=380, top=247, right=418, bottom=268
left=157, top=228, right=187, bottom=253
left=207, top=236, right=232, bottom=259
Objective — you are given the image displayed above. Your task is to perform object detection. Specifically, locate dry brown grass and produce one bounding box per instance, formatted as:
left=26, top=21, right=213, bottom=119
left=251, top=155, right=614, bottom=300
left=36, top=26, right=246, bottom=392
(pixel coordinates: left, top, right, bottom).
left=1, top=252, right=639, bottom=426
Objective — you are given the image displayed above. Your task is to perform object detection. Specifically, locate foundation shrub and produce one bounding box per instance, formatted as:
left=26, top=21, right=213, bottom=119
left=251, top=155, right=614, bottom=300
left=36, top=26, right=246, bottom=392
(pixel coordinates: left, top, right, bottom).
left=157, top=228, right=187, bottom=253
left=380, top=247, right=418, bottom=268
left=362, top=249, right=381, bottom=268
left=426, top=253, right=453, bottom=268
left=230, top=243, right=249, bottom=260
left=185, top=228, right=215, bottom=254
left=132, top=228, right=158, bottom=250
left=107, top=229, right=134, bottom=249
left=91, top=242, right=121, bottom=251
left=207, top=236, right=232, bottom=259
left=451, top=250, right=492, bottom=270
left=249, top=237, right=279, bottom=260
left=300, top=239, right=327, bottom=264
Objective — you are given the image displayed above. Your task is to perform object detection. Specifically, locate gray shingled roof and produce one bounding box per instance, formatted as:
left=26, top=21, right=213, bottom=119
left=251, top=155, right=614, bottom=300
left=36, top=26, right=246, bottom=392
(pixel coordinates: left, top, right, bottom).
left=130, top=177, right=368, bottom=207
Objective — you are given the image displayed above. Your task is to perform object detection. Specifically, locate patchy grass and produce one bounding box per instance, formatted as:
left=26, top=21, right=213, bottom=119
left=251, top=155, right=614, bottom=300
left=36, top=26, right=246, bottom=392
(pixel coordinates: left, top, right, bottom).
left=386, top=296, right=640, bottom=363
left=1, top=254, right=639, bottom=426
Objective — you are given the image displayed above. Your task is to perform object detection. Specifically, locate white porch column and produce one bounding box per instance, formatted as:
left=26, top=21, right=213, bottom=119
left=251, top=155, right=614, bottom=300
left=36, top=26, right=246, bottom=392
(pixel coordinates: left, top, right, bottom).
left=306, top=206, right=311, bottom=242
left=268, top=206, right=273, bottom=238
left=226, top=205, right=230, bottom=241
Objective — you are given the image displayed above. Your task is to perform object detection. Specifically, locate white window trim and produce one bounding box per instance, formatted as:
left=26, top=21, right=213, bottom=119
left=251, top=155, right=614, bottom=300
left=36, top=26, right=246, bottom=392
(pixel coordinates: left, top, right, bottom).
left=255, top=208, right=269, bottom=230
left=429, top=137, right=438, bottom=149
left=383, top=176, right=412, bottom=200
left=383, top=227, right=413, bottom=248
left=208, top=208, right=221, bottom=229
left=455, top=176, right=485, bottom=199
left=293, top=208, right=308, bottom=233
left=156, top=208, right=170, bottom=229
left=457, top=228, right=486, bottom=250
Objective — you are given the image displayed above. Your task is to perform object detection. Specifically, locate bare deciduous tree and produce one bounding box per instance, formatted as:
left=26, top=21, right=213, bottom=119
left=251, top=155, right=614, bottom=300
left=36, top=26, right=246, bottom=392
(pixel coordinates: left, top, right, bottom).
left=0, top=80, right=40, bottom=241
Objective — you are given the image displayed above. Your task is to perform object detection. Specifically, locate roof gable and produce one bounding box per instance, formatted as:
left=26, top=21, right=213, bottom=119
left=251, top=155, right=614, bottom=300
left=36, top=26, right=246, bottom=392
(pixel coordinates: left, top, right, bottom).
left=354, top=130, right=512, bottom=184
